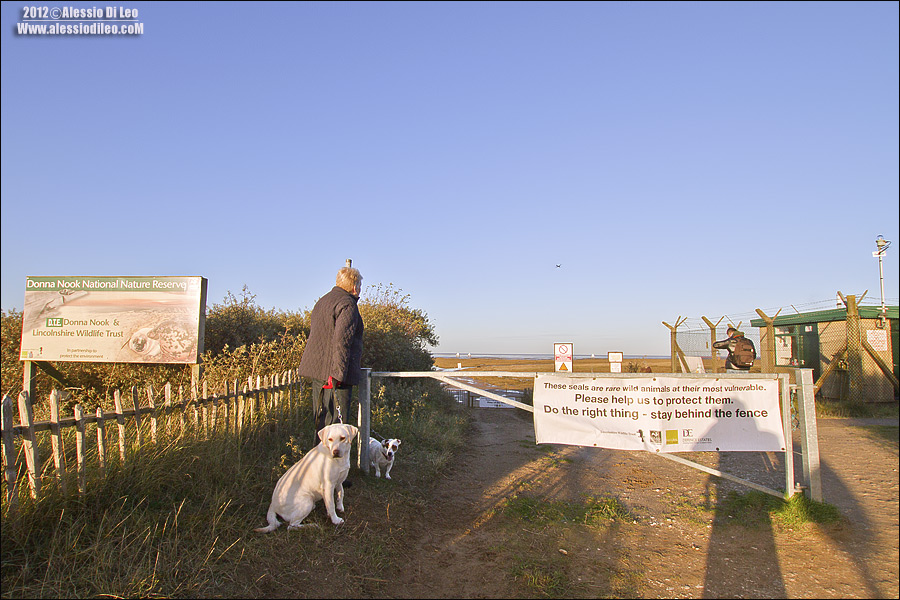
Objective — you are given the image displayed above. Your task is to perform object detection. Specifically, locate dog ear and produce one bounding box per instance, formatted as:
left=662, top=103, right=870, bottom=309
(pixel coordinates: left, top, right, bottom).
left=318, top=427, right=328, bottom=443
left=346, top=425, right=359, bottom=439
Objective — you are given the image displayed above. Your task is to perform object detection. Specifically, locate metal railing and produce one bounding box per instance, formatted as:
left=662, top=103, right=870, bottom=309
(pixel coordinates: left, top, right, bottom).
left=360, top=368, right=822, bottom=502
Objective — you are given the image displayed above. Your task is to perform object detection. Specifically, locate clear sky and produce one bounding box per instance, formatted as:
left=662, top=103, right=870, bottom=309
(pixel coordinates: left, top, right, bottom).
left=2, top=1, right=898, bottom=357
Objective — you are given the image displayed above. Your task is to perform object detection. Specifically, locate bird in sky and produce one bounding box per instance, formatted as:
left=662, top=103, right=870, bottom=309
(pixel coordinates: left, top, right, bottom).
left=556, top=264, right=561, bottom=268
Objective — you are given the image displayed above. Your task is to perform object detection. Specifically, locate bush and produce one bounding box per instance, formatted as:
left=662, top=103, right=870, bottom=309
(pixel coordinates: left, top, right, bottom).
left=1, top=284, right=438, bottom=415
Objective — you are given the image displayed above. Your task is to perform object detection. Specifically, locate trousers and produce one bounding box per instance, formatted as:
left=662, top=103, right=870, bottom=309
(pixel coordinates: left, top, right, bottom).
left=310, top=379, right=353, bottom=446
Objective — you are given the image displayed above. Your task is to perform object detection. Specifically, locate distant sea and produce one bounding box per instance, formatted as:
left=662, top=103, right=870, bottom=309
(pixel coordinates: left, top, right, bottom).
left=432, top=353, right=669, bottom=360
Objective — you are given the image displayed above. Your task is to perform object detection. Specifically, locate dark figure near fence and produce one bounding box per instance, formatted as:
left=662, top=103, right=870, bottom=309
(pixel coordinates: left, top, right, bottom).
left=713, top=326, right=756, bottom=372
left=299, top=266, right=365, bottom=448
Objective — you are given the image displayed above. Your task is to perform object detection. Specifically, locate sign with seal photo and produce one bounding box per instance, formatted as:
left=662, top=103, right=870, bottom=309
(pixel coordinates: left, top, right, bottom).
left=20, top=276, right=207, bottom=364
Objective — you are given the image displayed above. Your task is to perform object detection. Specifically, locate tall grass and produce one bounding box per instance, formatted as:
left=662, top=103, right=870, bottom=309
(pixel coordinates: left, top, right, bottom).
left=1, top=380, right=470, bottom=599
left=2, top=406, right=300, bottom=598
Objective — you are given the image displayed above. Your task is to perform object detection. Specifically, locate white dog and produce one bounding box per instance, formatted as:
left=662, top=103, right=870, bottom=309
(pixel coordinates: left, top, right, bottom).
left=368, top=437, right=401, bottom=479
left=255, top=423, right=359, bottom=532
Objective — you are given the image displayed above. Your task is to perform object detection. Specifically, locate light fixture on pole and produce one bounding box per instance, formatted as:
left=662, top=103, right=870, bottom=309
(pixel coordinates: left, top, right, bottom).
left=873, top=235, right=891, bottom=327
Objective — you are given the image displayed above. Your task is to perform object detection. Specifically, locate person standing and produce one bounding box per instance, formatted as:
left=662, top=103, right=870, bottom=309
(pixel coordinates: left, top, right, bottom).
left=713, top=326, right=756, bottom=372
left=299, top=266, right=365, bottom=447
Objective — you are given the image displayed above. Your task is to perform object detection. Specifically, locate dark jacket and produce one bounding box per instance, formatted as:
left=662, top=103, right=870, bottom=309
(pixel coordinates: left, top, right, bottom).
left=299, top=286, right=365, bottom=385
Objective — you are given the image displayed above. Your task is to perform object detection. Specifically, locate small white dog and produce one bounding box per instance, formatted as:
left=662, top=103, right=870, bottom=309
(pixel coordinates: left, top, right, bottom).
left=255, top=423, right=359, bottom=532
left=368, top=437, right=401, bottom=479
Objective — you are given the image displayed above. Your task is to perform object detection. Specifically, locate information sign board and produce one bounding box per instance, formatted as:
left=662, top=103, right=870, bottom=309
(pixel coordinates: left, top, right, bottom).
left=20, top=276, right=207, bottom=364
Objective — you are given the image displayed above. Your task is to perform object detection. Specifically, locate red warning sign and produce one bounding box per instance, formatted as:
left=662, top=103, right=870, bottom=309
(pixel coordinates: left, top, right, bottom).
left=554, top=343, right=573, bottom=373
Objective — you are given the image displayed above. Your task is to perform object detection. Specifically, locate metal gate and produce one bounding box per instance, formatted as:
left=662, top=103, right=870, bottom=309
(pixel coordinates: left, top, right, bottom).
left=355, top=368, right=822, bottom=502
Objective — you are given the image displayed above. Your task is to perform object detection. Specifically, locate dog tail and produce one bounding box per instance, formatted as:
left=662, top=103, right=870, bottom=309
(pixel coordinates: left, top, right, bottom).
left=254, top=509, right=281, bottom=534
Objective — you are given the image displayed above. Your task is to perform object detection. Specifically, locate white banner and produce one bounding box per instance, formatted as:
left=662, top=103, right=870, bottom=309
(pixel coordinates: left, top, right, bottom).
left=533, top=375, right=785, bottom=452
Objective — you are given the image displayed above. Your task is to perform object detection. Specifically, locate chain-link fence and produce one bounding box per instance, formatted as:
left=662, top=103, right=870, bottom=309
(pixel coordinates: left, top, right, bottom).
left=668, top=295, right=898, bottom=403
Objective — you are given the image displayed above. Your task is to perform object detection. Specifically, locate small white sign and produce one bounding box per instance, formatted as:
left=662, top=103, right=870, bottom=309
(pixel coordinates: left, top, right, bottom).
left=554, top=343, right=573, bottom=373
left=867, top=329, right=889, bottom=352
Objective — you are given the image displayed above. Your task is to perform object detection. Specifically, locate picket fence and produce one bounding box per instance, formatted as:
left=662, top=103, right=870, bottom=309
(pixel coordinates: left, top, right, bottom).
left=1, top=368, right=302, bottom=505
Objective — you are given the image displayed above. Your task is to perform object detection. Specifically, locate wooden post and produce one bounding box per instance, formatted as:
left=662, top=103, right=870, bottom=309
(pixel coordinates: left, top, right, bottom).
left=17, top=391, right=40, bottom=498
left=132, top=386, right=143, bottom=449
left=96, top=406, right=106, bottom=477
left=238, top=386, right=246, bottom=435
left=74, top=404, right=86, bottom=494
left=202, top=380, right=209, bottom=439
left=755, top=308, right=781, bottom=373
left=147, top=386, right=158, bottom=444
left=861, top=335, right=900, bottom=392
left=114, top=390, right=126, bottom=465
left=22, top=361, right=36, bottom=414
left=844, top=294, right=865, bottom=403
left=192, top=381, right=200, bottom=435
left=49, top=389, right=67, bottom=493
left=210, top=392, right=219, bottom=435
left=663, top=317, right=687, bottom=372
left=702, top=316, right=724, bottom=368
left=178, top=385, right=186, bottom=435
left=2, top=395, right=19, bottom=505
left=165, top=382, right=173, bottom=438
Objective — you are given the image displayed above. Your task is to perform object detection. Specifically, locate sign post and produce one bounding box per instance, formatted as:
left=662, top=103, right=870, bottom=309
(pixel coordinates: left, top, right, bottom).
left=608, top=352, right=624, bottom=373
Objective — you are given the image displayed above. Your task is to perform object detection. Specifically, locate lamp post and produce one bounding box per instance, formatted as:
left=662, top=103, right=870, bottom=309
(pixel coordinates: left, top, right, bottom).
left=873, top=235, right=891, bottom=327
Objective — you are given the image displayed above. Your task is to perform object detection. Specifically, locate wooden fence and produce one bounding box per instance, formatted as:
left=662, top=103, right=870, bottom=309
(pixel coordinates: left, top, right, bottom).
left=1, top=368, right=303, bottom=505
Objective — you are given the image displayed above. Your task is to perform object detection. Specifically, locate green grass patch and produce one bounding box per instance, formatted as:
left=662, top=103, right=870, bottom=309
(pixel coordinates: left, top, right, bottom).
left=501, top=493, right=630, bottom=526
left=510, top=557, right=570, bottom=597
left=716, top=490, right=843, bottom=529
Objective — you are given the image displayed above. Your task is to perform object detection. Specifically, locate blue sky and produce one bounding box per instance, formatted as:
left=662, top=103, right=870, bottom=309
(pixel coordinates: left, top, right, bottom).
left=2, top=1, right=898, bottom=356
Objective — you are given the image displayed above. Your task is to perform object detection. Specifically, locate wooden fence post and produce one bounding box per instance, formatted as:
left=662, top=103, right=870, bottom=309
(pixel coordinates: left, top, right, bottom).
left=248, top=377, right=256, bottom=425
left=164, top=382, right=173, bottom=438
left=49, top=390, right=67, bottom=494
left=702, top=316, right=724, bottom=365
left=663, top=317, right=689, bottom=373
left=147, top=386, right=158, bottom=444
left=202, top=380, right=209, bottom=438
left=114, top=390, right=126, bottom=465
left=132, top=387, right=143, bottom=450
left=74, top=404, right=86, bottom=494
left=191, top=381, right=200, bottom=435
left=2, top=395, right=18, bottom=506
left=96, top=406, right=106, bottom=477
left=755, top=308, right=781, bottom=373
left=178, top=385, right=186, bottom=435
left=0, top=370, right=300, bottom=497
left=17, top=391, right=40, bottom=499
left=238, top=385, right=247, bottom=435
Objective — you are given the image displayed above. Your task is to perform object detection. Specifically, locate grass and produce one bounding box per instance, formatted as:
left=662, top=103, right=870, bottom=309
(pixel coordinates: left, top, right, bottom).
left=500, top=493, right=631, bottom=527
left=1, top=381, right=471, bottom=599
left=497, top=492, right=639, bottom=598
left=715, top=490, right=843, bottom=530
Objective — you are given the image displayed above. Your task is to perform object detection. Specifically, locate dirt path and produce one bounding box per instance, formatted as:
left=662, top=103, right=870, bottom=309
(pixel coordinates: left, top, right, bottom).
left=391, top=408, right=899, bottom=599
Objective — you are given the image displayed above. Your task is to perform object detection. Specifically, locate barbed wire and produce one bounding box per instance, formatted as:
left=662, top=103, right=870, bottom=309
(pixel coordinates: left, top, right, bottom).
left=674, top=295, right=897, bottom=332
